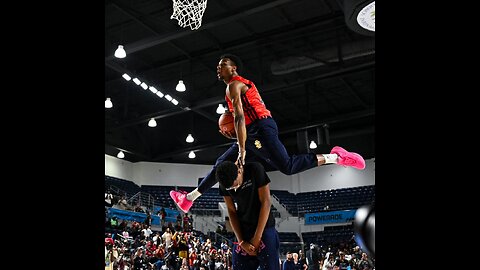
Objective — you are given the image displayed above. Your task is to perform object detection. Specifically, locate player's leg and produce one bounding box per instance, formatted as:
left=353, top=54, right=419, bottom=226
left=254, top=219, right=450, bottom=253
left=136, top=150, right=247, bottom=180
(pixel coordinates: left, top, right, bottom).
left=256, top=227, right=280, bottom=270
left=170, top=143, right=238, bottom=213
left=232, top=243, right=260, bottom=270
left=253, top=118, right=365, bottom=172
left=251, top=117, right=317, bottom=175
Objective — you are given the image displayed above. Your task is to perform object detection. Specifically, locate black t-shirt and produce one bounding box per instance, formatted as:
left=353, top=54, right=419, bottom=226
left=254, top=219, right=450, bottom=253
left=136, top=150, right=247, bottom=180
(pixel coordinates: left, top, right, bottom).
left=306, top=249, right=320, bottom=266
left=219, top=162, right=275, bottom=241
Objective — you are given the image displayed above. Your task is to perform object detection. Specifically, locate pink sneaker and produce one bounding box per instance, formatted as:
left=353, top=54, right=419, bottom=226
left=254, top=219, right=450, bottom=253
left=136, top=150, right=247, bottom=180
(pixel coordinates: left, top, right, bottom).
left=330, top=146, right=366, bottom=170
left=170, top=190, right=193, bottom=213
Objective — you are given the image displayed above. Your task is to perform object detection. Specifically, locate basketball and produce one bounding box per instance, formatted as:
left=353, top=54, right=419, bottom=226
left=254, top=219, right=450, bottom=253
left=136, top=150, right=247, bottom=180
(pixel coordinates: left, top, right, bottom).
left=218, top=112, right=236, bottom=137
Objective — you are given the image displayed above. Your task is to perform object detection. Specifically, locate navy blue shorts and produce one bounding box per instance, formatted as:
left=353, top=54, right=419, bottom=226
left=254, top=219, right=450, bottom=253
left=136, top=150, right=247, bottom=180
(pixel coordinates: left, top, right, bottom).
left=232, top=227, right=280, bottom=270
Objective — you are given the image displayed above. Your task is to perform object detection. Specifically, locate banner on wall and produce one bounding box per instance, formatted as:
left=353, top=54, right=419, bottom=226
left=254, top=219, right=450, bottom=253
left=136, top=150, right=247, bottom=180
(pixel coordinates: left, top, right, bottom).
left=304, top=210, right=356, bottom=225
left=108, top=208, right=162, bottom=225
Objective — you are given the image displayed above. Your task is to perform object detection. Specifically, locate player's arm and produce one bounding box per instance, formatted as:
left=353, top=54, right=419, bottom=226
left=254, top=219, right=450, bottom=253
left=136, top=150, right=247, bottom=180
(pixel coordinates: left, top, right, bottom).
left=250, top=183, right=272, bottom=251
left=226, top=80, right=247, bottom=165
left=223, top=195, right=256, bottom=256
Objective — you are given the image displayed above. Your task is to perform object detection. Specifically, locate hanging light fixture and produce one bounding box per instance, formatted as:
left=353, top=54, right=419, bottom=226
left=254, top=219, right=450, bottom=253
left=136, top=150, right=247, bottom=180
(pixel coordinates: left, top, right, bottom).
left=176, top=80, right=186, bottom=92
left=188, top=151, right=196, bottom=159
left=309, top=140, right=317, bottom=149
left=117, top=151, right=125, bottom=159
left=156, top=91, right=164, bottom=98
left=186, top=134, right=194, bottom=143
left=122, top=73, right=131, bottom=81
left=216, top=104, right=226, bottom=114
left=105, top=98, right=113, bottom=108
left=132, top=78, right=141, bottom=85
left=149, top=86, right=158, bottom=94
left=148, top=118, right=157, bottom=127
left=114, top=45, right=126, bottom=58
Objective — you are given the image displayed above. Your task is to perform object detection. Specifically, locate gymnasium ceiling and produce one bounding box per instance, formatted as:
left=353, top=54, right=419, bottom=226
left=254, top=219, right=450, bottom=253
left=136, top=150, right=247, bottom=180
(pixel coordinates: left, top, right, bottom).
left=105, top=0, right=375, bottom=166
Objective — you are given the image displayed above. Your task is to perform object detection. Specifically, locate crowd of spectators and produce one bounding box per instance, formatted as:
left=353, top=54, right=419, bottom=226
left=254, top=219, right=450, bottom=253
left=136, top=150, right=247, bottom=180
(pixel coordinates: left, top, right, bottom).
left=105, top=207, right=234, bottom=270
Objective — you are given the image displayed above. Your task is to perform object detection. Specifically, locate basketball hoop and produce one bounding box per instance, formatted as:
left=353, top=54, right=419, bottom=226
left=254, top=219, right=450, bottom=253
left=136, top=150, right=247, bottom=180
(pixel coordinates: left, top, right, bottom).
left=170, top=0, right=208, bottom=31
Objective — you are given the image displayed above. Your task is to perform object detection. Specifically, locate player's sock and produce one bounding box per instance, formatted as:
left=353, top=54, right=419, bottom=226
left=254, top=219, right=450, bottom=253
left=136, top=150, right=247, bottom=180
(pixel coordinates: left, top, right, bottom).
left=187, top=188, right=202, bottom=201
left=322, top=154, right=338, bottom=164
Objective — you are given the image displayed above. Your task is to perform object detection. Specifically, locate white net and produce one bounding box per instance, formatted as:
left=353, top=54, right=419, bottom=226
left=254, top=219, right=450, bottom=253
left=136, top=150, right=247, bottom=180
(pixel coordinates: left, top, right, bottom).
left=170, top=0, right=208, bottom=31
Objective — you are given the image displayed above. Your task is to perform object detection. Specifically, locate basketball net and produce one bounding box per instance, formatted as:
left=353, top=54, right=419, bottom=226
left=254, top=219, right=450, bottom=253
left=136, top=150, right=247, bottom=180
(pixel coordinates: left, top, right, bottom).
left=170, top=0, right=208, bottom=31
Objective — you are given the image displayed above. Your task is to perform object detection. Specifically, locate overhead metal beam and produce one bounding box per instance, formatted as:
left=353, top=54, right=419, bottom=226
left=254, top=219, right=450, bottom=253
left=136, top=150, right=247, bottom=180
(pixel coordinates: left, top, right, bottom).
left=106, top=61, right=375, bottom=131
left=110, top=0, right=215, bottom=75
left=105, top=61, right=192, bottom=108
left=105, top=0, right=296, bottom=61
left=217, top=0, right=256, bottom=34
left=105, top=12, right=345, bottom=84
left=105, top=143, right=152, bottom=160
left=151, top=109, right=374, bottom=161
left=110, top=1, right=158, bottom=36
left=339, top=77, right=369, bottom=108
left=279, top=109, right=374, bottom=134
left=151, top=142, right=233, bottom=161
left=106, top=107, right=186, bottom=131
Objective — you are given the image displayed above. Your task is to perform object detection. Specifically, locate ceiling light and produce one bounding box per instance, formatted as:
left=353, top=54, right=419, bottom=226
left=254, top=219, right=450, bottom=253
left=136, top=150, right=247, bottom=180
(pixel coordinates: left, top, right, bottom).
left=117, top=151, right=125, bottom=159
left=186, top=134, right=194, bottom=143
left=357, top=1, right=375, bottom=32
left=105, top=98, right=113, bottom=108
left=165, top=94, right=172, bottom=101
left=148, top=118, right=157, bottom=127
left=140, top=82, right=148, bottom=90
left=216, top=104, right=226, bottom=114
left=149, top=86, right=158, bottom=94
left=114, top=45, right=126, bottom=58
left=156, top=91, right=164, bottom=98
left=176, top=80, right=186, bottom=92
left=188, top=151, right=196, bottom=159
left=309, top=140, right=317, bottom=149
left=132, top=78, right=141, bottom=85
left=171, top=99, right=179, bottom=105
left=122, top=73, right=131, bottom=81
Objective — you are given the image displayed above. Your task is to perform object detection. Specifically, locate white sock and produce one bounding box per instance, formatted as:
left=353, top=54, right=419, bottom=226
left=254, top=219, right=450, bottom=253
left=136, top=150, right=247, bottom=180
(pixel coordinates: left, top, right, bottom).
left=322, top=154, right=338, bottom=164
left=186, top=188, right=202, bottom=202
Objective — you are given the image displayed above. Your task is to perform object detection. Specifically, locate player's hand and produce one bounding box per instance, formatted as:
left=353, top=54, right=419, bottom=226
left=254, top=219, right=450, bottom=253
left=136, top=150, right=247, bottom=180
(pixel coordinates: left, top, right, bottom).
left=219, top=129, right=236, bottom=139
left=240, top=241, right=257, bottom=256
left=250, top=237, right=261, bottom=252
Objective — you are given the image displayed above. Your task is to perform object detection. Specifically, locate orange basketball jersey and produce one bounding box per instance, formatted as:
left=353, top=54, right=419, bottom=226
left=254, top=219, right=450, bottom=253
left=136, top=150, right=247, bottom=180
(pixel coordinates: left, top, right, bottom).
left=225, top=75, right=271, bottom=126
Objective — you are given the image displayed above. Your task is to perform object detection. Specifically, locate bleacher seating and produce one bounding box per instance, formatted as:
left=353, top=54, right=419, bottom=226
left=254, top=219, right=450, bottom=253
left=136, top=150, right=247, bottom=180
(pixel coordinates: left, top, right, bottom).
left=190, top=187, right=224, bottom=211
left=271, top=190, right=298, bottom=216
left=105, top=175, right=141, bottom=198
left=273, top=185, right=375, bottom=217
left=141, top=185, right=177, bottom=209
left=302, top=224, right=354, bottom=247
left=278, top=232, right=301, bottom=242
left=140, top=185, right=224, bottom=215
left=107, top=177, right=374, bottom=225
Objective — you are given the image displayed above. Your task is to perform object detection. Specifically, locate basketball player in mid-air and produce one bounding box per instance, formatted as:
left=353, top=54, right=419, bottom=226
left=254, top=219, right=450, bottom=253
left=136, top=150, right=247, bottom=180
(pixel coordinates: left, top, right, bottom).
left=170, top=54, right=366, bottom=213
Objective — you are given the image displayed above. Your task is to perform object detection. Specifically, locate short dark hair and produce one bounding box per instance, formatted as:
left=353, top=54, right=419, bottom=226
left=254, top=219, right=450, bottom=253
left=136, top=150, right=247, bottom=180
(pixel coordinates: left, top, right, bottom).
left=220, top=53, right=243, bottom=74
left=215, top=161, right=238, bottom=189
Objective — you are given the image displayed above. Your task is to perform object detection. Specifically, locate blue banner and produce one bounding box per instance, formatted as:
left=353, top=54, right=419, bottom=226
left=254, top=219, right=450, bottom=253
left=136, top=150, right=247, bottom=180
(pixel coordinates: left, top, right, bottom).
left=108, top=208, right=161, bottom=225
left=153, top=206, right=181, bottom=223
left=304, top=210, right=356, bottom=225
